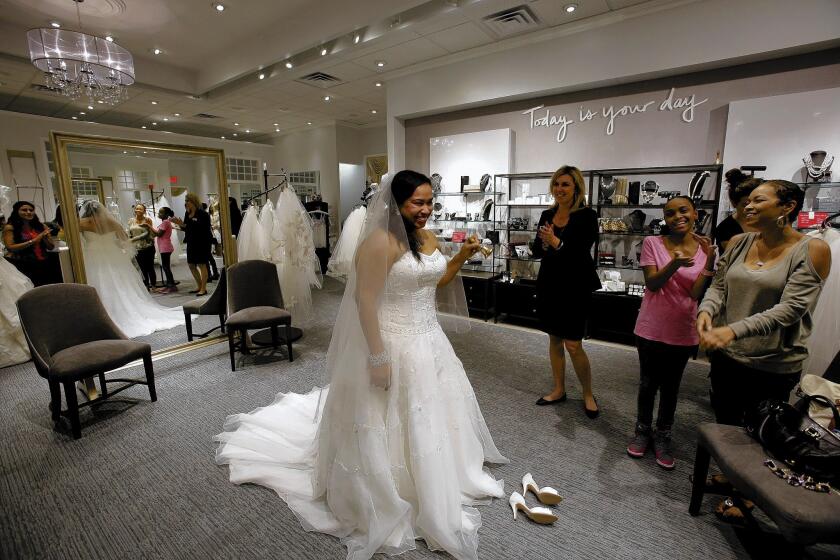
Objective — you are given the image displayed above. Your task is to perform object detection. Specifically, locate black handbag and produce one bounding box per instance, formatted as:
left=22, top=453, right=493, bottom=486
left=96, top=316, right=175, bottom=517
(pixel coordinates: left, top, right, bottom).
left=744, top=396, right=840, bottom=483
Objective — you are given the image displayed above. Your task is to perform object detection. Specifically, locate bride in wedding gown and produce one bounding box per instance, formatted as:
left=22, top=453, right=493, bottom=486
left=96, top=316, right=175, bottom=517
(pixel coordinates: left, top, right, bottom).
left=216, top=170, right=507, bottom=560
left=78, top=201, right=184, bottom=338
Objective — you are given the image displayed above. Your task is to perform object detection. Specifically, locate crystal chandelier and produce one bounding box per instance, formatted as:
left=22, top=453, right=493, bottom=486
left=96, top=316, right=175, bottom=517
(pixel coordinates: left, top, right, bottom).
left=26, top=1, right=134, bottom=105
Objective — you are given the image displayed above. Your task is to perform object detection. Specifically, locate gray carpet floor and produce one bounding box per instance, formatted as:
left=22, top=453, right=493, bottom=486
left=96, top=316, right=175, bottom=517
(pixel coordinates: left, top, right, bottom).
left=1, top=277, right=837, bottom=560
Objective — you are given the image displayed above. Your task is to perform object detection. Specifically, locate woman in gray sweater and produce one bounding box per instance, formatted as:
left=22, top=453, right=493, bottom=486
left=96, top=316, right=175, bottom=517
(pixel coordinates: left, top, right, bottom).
left=697, top=180, right=831, bottom=426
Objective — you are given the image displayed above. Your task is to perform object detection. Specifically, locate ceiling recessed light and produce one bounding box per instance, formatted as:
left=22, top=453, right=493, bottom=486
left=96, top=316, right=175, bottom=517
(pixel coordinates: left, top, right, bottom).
left=50, top=21, right=61, bottom=28
left=220, top=135, right=225, bottom=139
left=79, top=111, right=86, bottom=115
left=87, top=105, right=94, bottom=110
left=245, top=129, right=250, bottom=133
left=375, top=60, right=386, bottom=68
left=273, top=122, right=279, bottom=126
left=370, top=109, right=377, bottom=114
left=275, top=129, right=280, bottom=132
left=233, top=122, right=239, bottom=126
left=123, top=150, right=128, bottom=154
left=213, top=2, right=226, bottom=12
left=375, top=81, right=382, bottom=87
left=151, top=100, right=158, bottom=105
left=71, top=116, right=77, bottom=119
left=232, top=133, right=238, bottom=136
left=306, top=121, right=312, bottom=125
left=320, top=47, right=328, bottom=56
left=285, top=61, right=293, bottom=69
left=258, top=73, right=265, bottom=80
left=173, top=113, right=180, bottom=116
left=141, top=126, right=147, bottom=129
left=152, top=122, right=158, bottom=125
left=323, top=95, right=330, bottom=101
left=153, top=48, right=162, bottom=55
left=97, top=100, right=104, bottom=104
left=354, top=33, right=361, bottom=44
left=564, top=3, right=577, bottom=13
left=143, top=151, right=147, bottom=154
left=163, top=117, right=169, bottom=121
left=105, top=35, right=115, bottom=42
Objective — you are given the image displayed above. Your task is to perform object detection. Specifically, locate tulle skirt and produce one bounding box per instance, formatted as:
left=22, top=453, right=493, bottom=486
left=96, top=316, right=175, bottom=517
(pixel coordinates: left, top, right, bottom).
left=328, top=207, right=367, bottom=280
left=806, top=228, right=840, bottom=376
left=82, top=234, right=184, bottom=338
left=215, top=323, right=507, bottom=560
left=0, top=257, right=33, bottom=368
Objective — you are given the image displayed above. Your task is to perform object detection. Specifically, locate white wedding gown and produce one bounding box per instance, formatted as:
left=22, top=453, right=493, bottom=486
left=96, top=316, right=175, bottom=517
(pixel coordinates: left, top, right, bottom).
left=215, top=249, right=507, bottom=560
left=81, top=231, right=184, bottom=338
left=0, top=257, right=33, bottom=368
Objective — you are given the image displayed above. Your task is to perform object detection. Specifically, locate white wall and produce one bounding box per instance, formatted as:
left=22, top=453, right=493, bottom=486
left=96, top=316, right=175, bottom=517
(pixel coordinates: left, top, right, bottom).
left=0, top=110, right=275, bottom=220
left=385, top=0, right=840, bottom=169
left=272, top=125, right=339, bottom=208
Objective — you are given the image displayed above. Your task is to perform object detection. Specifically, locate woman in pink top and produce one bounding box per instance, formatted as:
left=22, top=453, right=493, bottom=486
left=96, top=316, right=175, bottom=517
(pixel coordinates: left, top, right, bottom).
left=146, top=207, right=177, bottom=291
left=626, top=196, right=716, bottom=470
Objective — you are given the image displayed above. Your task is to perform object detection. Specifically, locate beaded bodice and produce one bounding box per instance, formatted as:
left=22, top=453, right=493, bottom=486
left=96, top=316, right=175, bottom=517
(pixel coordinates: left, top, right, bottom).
left=379, top=249, right=446, bottom=335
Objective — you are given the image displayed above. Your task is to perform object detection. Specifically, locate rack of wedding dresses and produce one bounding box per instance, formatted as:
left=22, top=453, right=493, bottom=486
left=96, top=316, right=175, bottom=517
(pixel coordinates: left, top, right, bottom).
left=236, top=182, right=321, bottom=322
left=806, top=214, right=840, bottom=377
left=327, top=205, right=366, bottom=280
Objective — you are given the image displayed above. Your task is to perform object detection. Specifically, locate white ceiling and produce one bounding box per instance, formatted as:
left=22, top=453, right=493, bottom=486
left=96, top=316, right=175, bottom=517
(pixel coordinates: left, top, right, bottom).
left=0, top=0, right=664, bottom=143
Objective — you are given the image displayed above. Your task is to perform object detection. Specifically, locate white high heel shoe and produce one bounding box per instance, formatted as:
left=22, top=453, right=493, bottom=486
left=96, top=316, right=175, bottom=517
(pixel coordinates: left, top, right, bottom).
left=522, top=473, right=563, bottom=505
left=509, top=492, right=558, bottom=524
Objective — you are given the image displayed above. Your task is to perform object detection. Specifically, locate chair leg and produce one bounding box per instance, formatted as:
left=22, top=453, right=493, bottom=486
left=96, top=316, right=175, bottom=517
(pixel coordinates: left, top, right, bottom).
left=185, top=312, right=194, bottom=341
left=219, top=314, right=226, bottom=334
left=49, top=381, right=61, bottom=422
left=286, top=324, right=294, bottom=363
left=689, top=443, right=711, bottom=516
left=62, top=381, right=81, bottom=439
left=143, top=353, right=157, bottom=402
left=270, top=325, right=278, bottom=347
left=240, top=329, right=249, bottom=354
left=98, top=372, right=108, bottom=399
left=227, top=330, right=236, bottom=372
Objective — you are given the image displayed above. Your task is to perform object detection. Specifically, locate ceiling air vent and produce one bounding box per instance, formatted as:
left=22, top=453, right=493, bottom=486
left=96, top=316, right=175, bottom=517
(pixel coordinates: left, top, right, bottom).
left=194, top=113, right=222, bottom=119
left=296, top=71, right=344, bottom=88
left=481, top=5, right=541, bottom=38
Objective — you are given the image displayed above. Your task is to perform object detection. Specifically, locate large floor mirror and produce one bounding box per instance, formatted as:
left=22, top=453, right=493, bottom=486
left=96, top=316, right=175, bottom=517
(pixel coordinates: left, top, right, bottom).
left=51, top=132, right=235, bottom=360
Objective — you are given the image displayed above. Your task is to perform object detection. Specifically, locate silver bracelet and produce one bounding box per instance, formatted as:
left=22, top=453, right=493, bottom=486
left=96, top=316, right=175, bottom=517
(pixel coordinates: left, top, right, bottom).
left=368, top=350, right=390, bottom=367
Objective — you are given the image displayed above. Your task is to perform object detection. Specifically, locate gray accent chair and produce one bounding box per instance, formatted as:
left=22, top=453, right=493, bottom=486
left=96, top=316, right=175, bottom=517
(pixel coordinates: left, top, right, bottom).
left=225, top=260, right=293, bottom=371
left=690, top=423, right=840, bottom=546
left=183, top=267, right=227, bottom=341
left=16, top=284, right=156, bottom=440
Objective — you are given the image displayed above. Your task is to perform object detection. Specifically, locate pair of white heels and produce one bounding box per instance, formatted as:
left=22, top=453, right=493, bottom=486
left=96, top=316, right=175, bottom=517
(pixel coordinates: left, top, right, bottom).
left=509, top=473, right=562, bottom=525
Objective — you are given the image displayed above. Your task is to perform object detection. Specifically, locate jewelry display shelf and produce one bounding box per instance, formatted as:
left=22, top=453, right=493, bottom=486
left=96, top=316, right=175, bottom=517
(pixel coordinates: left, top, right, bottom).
left=434, top=192, right=504, bottom=197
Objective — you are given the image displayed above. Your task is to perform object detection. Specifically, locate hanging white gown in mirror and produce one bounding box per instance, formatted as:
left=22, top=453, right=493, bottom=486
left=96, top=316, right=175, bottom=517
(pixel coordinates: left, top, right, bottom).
left=0, top=257, right=33, bottom=368
left=81, top=231, right=184, bottom=338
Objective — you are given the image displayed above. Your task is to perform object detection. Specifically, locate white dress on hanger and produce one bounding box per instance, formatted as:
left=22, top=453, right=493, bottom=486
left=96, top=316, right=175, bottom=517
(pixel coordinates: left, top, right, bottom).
left=259, top=199, right=278, bottom=259
left=328, top=206, right=367, bottom=280
left=215, top=249, right=506, bottom=560
left=273, top=187, right=321, bottom=320
left=81, top=231, right=184, bottom=338
left=237, top=205, right=266, bottom=262
left=0, top=257, right=34, bottom=368
left=806, top=227, right=840, bottom=376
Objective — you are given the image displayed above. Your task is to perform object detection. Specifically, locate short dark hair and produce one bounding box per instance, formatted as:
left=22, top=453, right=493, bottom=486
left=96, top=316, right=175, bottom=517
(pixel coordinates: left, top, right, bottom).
left=665, top=195, right=696, bottom=209
left=159, top=206, right=175, bottom=218
left=760, top=180, right=805, bottom=223
left=391, top=170, right=432, bottom=260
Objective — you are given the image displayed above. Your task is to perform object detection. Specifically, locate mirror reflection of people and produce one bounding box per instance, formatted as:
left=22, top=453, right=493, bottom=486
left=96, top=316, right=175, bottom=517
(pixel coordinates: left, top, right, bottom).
left=228, top=196, right=242, bottom=238
left=145, top=207, right=177, bottom=292
left=78, top=200, right=183, bottom=338
left=2, top=201, right=62, bottom=286
left=172, top=192, right=212, bottom=296
left=128, top=203, right=157, bottom=291
left=532, top=166, right=601, bottom=418
left=205, top=203, right=220, bottom=282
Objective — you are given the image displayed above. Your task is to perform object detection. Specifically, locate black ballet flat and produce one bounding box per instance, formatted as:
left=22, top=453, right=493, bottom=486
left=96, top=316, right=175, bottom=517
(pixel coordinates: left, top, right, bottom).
left=536, top=393, right=567, bottom=406
left=584, top=397, right=600, bottom=419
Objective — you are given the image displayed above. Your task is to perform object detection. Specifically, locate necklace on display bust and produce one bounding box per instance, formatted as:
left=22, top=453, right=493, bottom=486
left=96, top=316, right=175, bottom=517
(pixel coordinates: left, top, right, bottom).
left=803, top=150, right=834, bottom=181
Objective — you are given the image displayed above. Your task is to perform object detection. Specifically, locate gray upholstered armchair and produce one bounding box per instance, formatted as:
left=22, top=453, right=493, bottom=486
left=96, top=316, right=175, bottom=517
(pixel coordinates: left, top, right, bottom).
left=183, top=267, right=227, bottom=341
left=225, top=260, right=293, bottom=371
left=16, top=284, right=156, bottom=439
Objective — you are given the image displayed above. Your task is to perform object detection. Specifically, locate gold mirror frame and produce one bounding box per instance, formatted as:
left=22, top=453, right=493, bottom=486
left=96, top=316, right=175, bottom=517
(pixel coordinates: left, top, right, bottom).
left=50, top=132, right=235, bottom=355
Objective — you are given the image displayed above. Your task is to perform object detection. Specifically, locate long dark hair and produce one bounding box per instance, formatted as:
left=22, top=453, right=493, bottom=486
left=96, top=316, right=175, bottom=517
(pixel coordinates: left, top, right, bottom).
left=159, top=206, right=175, bottom=219
left=391, top=170, right=431, bottom=260
left=8, top=201, right=45, bottom=242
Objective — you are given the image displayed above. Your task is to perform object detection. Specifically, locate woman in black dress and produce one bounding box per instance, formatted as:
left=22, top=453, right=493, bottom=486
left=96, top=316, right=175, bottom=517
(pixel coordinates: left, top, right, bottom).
left=532, top=166, right=601, bottom=418
left=173, top=192, right=212, bottom=296
left=2, top=201, right=62, bottom=286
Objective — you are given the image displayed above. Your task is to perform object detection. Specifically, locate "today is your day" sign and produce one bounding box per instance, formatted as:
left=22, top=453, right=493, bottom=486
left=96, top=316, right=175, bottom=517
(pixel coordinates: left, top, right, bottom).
left=522, top=87, right=709, bottom=143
